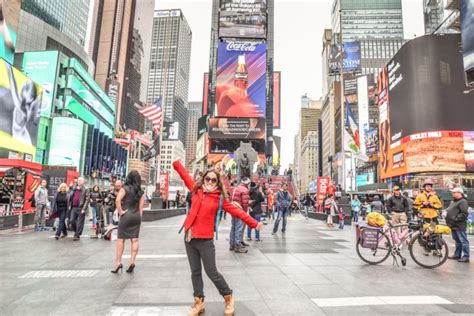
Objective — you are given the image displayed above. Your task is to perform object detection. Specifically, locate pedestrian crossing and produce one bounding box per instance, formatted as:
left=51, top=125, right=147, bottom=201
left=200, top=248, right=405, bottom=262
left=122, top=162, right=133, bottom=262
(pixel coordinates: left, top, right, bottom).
left=312, top=295, right=453, bottom=307
left=19, top=270, right=100, bottom=279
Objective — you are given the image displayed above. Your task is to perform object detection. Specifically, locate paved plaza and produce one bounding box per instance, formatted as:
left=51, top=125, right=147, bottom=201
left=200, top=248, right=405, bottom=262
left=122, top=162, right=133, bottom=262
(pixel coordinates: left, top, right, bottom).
left=1, top=214, right=473, bottom=315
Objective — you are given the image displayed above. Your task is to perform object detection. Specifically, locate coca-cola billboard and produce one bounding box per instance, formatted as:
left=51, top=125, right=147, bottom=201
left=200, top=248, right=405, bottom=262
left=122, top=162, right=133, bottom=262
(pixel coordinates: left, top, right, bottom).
left=215, top=41, right=267, bottom=118
left=219, top=0, right=267, bottom=39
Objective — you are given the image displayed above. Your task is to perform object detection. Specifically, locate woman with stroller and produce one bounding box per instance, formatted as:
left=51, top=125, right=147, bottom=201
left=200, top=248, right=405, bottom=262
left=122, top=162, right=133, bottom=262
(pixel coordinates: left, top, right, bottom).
left=172, top=160, right=261, bottom=316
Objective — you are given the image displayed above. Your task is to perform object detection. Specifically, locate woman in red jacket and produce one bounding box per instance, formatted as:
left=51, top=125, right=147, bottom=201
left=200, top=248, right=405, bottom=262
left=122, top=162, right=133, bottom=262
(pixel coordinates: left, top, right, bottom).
left=173, top=161, right=262, bottom=316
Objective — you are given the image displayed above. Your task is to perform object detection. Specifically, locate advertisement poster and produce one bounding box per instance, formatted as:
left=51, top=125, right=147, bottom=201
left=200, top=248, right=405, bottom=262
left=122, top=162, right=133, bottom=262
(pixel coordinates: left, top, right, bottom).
left=464, top=131, right=474, bottom=171
left=22, top=51, right=59, bottom=117
left=215, top=41, right=267, bottom=118
left=159, top=172, right=169, bottom=200
left=273, top=71, right=281, bottom=128
left=329, top=41, right=361, bottom=75
left=378, top=35, right=474, bottom=179
left=48, top=117, right=84, bottom=170
left=365, top=128, right=378, bottom=156
left=460, top=0, right=474, bottom=85
left=0, top=60, right=42, bottom=157
left=163, top=121, right=179, bottom=140
left=356, top=172, right=375, bottom=188
left=316, top=176, right=330, bottom=206
left=209, top=139, right=265, bottom=154
left=197, top=116, right=208, bottom=138
left=219, top=0, right=267, bottom=39
left=208, top=118, right=265, bottom=139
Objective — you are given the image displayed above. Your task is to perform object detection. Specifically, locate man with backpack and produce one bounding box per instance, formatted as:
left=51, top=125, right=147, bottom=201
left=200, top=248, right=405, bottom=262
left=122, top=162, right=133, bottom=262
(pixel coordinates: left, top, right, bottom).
left=272, top=183, right=292, bottom=235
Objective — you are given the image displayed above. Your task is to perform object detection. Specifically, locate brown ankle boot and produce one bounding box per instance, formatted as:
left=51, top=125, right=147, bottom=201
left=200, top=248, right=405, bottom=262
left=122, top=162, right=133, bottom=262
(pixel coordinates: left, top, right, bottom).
left=188, top=297, right=205, bottom=316
left=224, top=295, right=234, bottom=316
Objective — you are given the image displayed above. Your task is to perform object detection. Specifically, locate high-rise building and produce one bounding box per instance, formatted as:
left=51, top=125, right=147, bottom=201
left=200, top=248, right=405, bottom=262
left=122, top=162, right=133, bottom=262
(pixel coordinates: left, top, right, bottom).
left=331, top=0, right=404, bottom=41
left=94, top=0, right=136, bottom=130
left=424, top=0, right=445, bottom=34
left=15, top=0, right=94, bottom=72
left=85, top=0, right=103, bottom=68
left=185, top=102, right=202, bottom=171
left=208, top=0, right=275, bottom=159
left=300, top=131, right=320, bottom=193
left=423, top=0, right=461, bottom=35
left=160, top=140, right=185, bottom=187
left=21, top=0, right=89, bottom=47
left=146, top=9, right=192, bottom=145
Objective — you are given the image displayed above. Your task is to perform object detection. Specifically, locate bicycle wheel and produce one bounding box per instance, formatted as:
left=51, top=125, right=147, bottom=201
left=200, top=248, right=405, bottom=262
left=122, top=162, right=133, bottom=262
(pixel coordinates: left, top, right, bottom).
left=356, top=231, right=391, bottom=265
left=409, top=232, right=448, bottom=269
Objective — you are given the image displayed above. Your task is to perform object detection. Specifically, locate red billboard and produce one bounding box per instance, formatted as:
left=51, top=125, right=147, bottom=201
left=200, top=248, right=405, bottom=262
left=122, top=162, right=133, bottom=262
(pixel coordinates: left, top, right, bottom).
left=273, top=71, right=281, bottom=128
left=159, top=172, right=169, bottom=200
left=202, top=73, right=209, bottom=116
left=316, top=176, right=330, bottom=206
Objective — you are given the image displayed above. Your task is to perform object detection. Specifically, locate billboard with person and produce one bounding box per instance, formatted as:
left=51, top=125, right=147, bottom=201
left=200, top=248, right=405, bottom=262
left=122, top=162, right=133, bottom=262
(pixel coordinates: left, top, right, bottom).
left=0, top=60, right=42, bottom=158
left=215, top=41, right=267, bottom=118
left=329, top=41, right=361, bottom=75
left=378, top=34, right=474, bottom=179
left=163, top=121, right=179, bottom=140
left=219, top=0, right=267, bottom=39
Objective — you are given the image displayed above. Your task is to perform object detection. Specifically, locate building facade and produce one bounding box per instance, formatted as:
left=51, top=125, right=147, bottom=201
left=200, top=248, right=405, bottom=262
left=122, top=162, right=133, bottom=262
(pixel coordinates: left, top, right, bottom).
left=160, top=140, right=185, bottom=187
left=146, top=9, right=192, bottom=145
left=321, top=89, right=336, bottom=179
left=185, top=102, right=202, bottom=171
left=300, top=131, right=320, bottom=193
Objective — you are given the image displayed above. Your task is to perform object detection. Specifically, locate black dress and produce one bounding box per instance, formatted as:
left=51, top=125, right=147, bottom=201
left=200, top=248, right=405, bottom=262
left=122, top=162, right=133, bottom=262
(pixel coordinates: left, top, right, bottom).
left=117, top=185, right=142, bottom=239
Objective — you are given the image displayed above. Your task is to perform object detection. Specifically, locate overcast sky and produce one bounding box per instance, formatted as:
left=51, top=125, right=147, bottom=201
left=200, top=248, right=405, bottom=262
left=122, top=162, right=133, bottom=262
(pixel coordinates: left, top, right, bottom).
left=155, top=0, right=425, bottom=169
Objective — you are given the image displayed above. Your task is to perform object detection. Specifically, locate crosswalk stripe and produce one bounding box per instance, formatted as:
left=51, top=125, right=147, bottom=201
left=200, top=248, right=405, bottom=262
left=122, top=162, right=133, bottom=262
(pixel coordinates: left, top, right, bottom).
left=122, top=254, right=186, bottom=259
left=312, top=296, right=453, bottom=307
left=19, top=270, right=100, bottom=279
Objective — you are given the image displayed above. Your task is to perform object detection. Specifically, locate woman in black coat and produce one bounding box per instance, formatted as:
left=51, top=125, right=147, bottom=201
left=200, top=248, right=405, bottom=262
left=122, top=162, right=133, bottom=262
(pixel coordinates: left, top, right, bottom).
left=247, top=183, right=265, bottom=242
left=53, top=183, right=70, bottom=240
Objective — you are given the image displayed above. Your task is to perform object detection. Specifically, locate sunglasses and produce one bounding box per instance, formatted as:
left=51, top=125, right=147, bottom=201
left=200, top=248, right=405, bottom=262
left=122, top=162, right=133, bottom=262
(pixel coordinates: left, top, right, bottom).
left=204, top=176, right=218, bottom=184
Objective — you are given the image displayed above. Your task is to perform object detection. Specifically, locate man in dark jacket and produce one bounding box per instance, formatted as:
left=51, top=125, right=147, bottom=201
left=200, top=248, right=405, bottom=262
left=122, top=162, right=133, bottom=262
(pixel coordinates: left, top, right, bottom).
left=247, top=183, right=264, bottom=241
left=69, top=177, right=90, bottom=240
left=301, top=193, right=314, bottom=220
left=273, top=183, right=292, bottom=234
left=445, top=187, right=470, bottom=263
left=386, top=186, right=409, bottom=227
left=230, top=178, right=250, bottom=253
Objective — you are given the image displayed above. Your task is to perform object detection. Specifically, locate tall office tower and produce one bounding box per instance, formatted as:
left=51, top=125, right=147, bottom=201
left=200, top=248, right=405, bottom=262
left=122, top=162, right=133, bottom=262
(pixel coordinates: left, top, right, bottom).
left=146, top=9, right=192, bottom=145
left=424, top=0, right=445, bottom=34
left=85, top=0, right=103, bottom=68
left=16, top=0, right=93, bottom=71
left=94, top=0, right=135, bottom=130
left=185, top=102, right=202, bottom=171
left=208, top=0, right=275, bottom=158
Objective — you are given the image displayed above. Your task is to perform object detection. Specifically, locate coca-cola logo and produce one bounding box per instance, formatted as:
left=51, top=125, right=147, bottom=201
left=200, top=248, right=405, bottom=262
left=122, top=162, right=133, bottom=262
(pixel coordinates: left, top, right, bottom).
left=226, top=42, right=257, bottom=52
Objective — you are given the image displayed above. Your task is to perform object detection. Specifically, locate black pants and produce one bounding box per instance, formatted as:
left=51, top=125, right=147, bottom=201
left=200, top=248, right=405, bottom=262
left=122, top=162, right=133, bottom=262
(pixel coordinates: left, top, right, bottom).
left=70, top=207, right=86, bottom=237
left=185, top=238, right=232, bottom=298
left=55, top=211, right=68, bottom=237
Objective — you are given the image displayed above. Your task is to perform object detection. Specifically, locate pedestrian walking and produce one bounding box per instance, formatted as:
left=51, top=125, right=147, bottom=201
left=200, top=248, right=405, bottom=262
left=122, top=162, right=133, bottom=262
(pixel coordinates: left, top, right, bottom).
left=301, top=193, right=314, bottom=219
left=351, top=194, right=361, bottom=223
left=445, top=187, right=470, bottom=263
left=324, top=193, right=338, bottom=228
left=272, top=183, right=292, bottom=234
left=403, top=191, right=414, bottom=221
left=248, top=183, right=264, bottom=242
left=267, top=189, right=275, bottom=220
left=414, top=179, right=442, bottom=224
left=69, top=177, right=90, bottom=241
left=111, top=171, right=145, bottom=274
left=338, top=207, right=345, bottom=229
left=52, top=183, right=70, bottom=239
left=34, top=179, right=48, bottom=231
left=287, top=168, right=293, bottom=181
left=172, top=160, right=261, bottom=316
left=229, top=178, right=251, bottom=253
left=386, top=186, right=409, bottom=231
left=370, top=195, right=384, bottom=213
left=103, top=181, right=122, bottom=225
left=360, top=199, right=371, bottom=220
left=176, top=190, right=181, bottom=208
left=89, top=185, right=102, bottom=230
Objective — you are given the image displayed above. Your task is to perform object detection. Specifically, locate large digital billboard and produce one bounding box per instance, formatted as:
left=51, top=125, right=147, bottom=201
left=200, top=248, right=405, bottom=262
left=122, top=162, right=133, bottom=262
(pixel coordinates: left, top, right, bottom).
left=215, top=41, right=267, bottom=118
left=208, top=118, right=265, bottom=139
left=329, top=41, right=361, bottom=75
left=48, top=117, right=84, bottom=170
left=460, top=0, right=474, bottom=86
left=22, top=51, right=59, bottom=117
left=273, top=71, right=281, bottom=128
left=0, top=60, right=42, bottom=158
left=379, top=34, right=474, bottom=179
left=219, top=0, right=267, bottom=39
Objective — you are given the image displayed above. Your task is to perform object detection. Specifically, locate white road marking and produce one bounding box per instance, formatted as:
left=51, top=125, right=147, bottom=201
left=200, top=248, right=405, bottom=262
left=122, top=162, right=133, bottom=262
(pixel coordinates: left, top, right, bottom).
left=143, top=225, right=181, bottom=228
left=122, top=254, right=187, bottom=259
left=108, top=306, right=188, bottom=316
left=19, top=270, right=100, bottom=279
left=312, top=296, right=453, bottom=307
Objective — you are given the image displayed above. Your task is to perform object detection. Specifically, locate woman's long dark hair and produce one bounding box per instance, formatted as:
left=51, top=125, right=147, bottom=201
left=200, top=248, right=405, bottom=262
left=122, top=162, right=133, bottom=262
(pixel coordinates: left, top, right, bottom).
left=193, top=169, right=227, bottom=197
left=125, top=170, right=144, bottom=202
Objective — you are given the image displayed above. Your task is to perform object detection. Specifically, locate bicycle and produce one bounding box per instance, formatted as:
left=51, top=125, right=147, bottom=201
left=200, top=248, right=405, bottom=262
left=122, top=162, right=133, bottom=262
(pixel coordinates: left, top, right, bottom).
left=356, top=214, right=449, bottom=269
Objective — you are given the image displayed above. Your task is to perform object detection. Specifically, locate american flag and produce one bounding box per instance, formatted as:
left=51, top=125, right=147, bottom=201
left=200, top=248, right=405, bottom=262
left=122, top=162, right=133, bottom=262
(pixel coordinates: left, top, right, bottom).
left=139, top=98, right=162, bottom=133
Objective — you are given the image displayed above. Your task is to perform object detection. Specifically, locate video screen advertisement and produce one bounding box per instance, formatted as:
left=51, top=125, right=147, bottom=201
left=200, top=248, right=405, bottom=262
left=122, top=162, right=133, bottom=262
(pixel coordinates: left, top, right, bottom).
left=208, top=118, right=266, bottom=139
left=0, top=59, right=43, bottom=159
left=378, top=34, right=474, bottom=180
left=329, top=41, right=361, bottom=75
left=460, top=0, right=474, bottom=86
left=219, top=0, right=267, bottom=39
left=215, top=41, right=267, bottom=118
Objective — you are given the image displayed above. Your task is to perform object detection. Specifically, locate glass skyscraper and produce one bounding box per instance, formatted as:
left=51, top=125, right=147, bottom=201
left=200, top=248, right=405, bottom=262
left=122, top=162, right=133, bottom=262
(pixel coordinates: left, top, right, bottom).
left=21, top=0, right=89, bottom=47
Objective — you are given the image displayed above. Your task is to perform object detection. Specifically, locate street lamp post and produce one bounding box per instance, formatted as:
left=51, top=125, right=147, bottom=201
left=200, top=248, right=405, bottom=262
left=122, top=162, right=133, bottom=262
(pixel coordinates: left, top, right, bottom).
left=339, top=9, right=346, bottom=192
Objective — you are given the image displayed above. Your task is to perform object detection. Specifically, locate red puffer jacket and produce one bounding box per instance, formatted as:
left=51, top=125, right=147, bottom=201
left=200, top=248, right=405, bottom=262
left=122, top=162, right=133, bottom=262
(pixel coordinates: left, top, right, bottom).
left=173, top=160, right=258, bottom=239
left=231, top=185, right=250, bottom=212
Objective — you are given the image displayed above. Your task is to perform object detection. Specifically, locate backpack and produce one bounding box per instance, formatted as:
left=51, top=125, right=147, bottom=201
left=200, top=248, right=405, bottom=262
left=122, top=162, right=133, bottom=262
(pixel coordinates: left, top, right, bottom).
left=178, top=194, right=224, bottom=240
